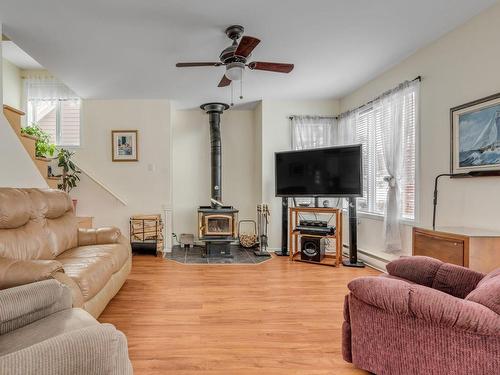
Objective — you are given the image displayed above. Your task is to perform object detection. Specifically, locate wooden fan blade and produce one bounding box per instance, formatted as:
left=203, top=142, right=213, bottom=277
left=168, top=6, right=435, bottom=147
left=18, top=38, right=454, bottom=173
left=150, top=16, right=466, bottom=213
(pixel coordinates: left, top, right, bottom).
left=218, top=75, right=231, bottom=87
left=248, top=61, right=294, bottom=73
left=234, top=36, right=260, bottom=58
left=176, top=62, right=222, bottom=67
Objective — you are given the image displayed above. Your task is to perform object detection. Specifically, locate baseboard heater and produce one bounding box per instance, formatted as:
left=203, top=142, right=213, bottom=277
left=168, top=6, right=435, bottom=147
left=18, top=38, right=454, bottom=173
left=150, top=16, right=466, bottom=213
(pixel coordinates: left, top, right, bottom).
left=342, top=244, right=389, bottom=271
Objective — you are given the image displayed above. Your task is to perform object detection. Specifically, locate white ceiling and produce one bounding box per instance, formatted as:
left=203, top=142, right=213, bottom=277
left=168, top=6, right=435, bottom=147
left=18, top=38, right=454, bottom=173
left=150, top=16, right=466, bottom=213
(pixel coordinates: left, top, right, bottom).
left=2, top=41, right=42, bottom=69
left=0, top=0, right=496, bottom=108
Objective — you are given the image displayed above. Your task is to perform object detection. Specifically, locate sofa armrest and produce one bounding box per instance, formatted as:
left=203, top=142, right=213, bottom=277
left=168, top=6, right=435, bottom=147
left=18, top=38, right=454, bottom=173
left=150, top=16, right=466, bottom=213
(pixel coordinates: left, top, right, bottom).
left=0, top=323, right=133, bottom=375
left=386, top=256, right=485, bottom=298
left=0, top=280, right=72, bottom=335
left=348, top=276, right=500, bottom=335
left=0, top=257, right=64, bottom=290
left=78, top=227, right=122, bottom=246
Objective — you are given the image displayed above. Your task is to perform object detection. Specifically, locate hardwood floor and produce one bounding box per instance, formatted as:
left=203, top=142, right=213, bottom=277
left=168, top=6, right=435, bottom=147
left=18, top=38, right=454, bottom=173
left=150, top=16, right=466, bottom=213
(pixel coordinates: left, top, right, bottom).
left=99, top=254, right=380, bottom=374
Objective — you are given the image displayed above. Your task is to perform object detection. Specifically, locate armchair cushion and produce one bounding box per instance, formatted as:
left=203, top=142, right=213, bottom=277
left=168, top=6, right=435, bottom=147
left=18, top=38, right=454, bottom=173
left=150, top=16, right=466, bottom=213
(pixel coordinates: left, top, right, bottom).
left=0, top=258, right=63, bottom=290
left=78, top=227, right=121, bottom=246
left=0, top=323, right=133, bottom=375
left=432, top=263, right=484, bottom=298
left=386, top=256, right=485, bottom=298
left=0, top=308, right=97, bottom=356
left=348, top=276, right=500, bottom=335
left=466, top=269, right=500, bottom=315
left=0, top=280, right=72, bottom=335
left=386, top=256, right=442, bottom=286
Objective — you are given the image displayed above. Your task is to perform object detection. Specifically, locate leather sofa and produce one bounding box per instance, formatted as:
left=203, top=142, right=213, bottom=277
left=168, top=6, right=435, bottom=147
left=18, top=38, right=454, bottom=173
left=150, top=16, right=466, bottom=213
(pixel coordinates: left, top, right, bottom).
left=0, top=188, right=131, bottom=318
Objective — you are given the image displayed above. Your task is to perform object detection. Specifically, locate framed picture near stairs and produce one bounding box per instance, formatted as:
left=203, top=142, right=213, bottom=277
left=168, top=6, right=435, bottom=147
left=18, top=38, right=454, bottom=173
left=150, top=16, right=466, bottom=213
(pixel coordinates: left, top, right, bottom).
left=112, top=130, right=138, bottom=162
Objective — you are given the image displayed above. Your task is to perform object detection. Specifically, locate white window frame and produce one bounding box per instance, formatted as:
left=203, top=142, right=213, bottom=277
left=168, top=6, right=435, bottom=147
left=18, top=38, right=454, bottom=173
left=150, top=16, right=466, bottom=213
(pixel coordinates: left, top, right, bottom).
left=28, top=98, right=82, bottom=148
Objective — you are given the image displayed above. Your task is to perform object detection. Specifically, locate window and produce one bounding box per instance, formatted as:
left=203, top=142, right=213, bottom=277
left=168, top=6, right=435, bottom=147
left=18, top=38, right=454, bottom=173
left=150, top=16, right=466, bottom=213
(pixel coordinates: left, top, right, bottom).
left=354, top=86, right=417, bottom=221
left=24, top=78, right=81, bottom=146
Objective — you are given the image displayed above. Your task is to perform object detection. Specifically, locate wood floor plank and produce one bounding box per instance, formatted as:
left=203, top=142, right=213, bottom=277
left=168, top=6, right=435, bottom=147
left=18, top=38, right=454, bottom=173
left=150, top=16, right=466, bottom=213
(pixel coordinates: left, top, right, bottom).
left=99, top=254, right=379, bottom=374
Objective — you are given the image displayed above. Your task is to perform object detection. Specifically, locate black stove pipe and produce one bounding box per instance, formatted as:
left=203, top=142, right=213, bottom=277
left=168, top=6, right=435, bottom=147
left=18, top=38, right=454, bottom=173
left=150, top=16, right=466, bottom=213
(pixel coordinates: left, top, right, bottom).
left=200, top=103, right=229, bottom=208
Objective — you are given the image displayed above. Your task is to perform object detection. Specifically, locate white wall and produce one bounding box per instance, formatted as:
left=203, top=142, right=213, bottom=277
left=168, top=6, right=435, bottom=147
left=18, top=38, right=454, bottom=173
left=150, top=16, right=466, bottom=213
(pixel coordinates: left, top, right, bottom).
left=339, top=2, right=500, bottom=259
left=260, top=100, right=340, bottom=249
left=0, top=29, right=47, bottom=188
left=172, top=108, right=257, bottom=238
left=2, top=58, right=21, bottom=109
left=71, top=99, right=171, bottom=236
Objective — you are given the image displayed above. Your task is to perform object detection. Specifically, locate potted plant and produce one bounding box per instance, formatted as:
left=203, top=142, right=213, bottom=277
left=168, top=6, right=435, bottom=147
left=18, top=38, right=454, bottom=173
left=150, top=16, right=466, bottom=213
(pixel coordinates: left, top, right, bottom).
left=56, top=148, right=81, bottom=210
left=21, top=123, right=56, bottom=158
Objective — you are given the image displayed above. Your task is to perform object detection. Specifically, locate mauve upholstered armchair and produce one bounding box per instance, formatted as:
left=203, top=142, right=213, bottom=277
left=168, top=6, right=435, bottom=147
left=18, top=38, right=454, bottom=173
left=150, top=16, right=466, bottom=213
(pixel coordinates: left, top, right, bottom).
left=343, top=256, right=500, bottom=375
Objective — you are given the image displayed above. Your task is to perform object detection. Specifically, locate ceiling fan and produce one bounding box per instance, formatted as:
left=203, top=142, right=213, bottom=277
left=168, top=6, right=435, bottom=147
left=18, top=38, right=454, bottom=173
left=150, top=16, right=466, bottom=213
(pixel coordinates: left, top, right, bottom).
left=176, top=25, right=294, bottom=89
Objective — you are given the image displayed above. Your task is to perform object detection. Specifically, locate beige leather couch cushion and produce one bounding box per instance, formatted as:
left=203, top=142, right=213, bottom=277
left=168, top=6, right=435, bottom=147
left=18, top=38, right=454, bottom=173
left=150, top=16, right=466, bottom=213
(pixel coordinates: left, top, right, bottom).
left=58, top=257, right=114, bottom=302
left=0, top=189, right=52, bottom=260
left=57, top=244, right=129, bottom=274
left=28, top=189, right=78, bottom=256
left=0, top=220, right=52, bottom=260
left=45, top=214, right=78, bottom=257
left=0, top=189, right=32, bottom=229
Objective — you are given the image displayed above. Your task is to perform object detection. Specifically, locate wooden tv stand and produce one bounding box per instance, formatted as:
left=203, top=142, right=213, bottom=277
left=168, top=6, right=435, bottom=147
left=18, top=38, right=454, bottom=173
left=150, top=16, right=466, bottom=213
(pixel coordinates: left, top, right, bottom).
left=289, top=206, right=343, bottom=267
left=412, top=226, right=500, bottom=273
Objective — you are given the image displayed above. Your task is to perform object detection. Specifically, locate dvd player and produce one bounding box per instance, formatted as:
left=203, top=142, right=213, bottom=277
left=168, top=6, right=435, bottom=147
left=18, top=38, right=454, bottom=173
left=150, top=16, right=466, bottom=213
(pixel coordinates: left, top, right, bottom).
left=295, top=225, right=336, bottom=236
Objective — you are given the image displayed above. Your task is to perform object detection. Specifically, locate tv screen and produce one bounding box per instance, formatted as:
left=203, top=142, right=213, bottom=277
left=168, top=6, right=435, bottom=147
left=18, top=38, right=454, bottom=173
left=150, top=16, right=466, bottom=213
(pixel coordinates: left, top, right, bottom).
left=275, top=145, right=363, bottom=197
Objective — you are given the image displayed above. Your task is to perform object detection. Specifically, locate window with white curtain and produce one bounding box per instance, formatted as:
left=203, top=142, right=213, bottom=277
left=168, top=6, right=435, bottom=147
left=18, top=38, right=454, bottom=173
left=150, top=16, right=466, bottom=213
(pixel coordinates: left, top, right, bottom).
left=24, top=77, right=81, bottom=147
left=352, top=83, right=418, bottom=221
left=292, top=82, right=419, bottom=223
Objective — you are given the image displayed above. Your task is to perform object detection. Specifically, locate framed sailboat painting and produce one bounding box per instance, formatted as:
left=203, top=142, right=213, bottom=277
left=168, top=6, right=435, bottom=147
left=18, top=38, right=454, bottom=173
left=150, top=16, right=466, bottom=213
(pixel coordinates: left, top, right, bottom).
left=451, top=92, right=500, bottom=175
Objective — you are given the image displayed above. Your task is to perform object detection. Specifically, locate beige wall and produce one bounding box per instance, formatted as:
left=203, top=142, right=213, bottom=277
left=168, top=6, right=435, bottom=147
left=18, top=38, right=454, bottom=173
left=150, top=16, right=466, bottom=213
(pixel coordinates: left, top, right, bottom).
left=172, top=108, right=257, bottom=238
left=2, top=58, right=22, bottom=109
left=260, top=100, right=340, bottom=249
left=71, top=99, right=171, bottom=236
left=0, top=32, right=47, bottom=189
left=339, top=2, right=500, bottom=261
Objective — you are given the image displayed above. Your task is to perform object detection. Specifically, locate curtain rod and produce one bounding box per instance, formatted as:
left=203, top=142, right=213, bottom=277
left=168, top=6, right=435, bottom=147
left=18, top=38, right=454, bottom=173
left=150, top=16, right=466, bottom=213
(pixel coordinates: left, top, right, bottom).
left=338, top=75, right=421, bottom=118
left=288, top=115, right=337, bottom=120
left=288, top=76, right=421, bottom=121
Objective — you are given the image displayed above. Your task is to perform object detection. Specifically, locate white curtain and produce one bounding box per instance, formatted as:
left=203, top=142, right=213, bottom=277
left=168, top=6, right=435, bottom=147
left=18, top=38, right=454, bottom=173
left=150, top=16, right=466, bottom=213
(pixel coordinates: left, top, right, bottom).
left=22, top=75, right=80, bottom=126
left=23, top=76, right=79, bottom=102
left=291, top=115, right=338, bottom=207
left=373, top=80, right=420, bottom=252
left=291, top=116, right=337, bottom=150
left=336, top=111, right=357, bottom=146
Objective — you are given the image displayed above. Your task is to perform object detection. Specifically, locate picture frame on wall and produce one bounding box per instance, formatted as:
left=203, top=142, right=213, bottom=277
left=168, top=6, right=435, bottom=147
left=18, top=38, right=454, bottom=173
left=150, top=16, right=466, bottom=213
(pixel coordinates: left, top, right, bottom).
left=451, top=92, right=500, bottom=175
left=112, top=130, right=138, bottom=162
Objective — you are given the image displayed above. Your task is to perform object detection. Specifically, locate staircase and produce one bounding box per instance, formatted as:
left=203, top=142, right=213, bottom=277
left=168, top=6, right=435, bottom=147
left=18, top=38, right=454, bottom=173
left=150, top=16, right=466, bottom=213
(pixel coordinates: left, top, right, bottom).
left=3, top=105, right=61, bottom=189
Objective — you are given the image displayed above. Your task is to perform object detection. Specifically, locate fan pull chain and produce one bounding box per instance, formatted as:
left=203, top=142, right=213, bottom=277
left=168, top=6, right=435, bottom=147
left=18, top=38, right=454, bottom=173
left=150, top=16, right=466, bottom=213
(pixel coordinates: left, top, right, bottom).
left=240, top=77, right=243, bottom=100
left=230, top=81, right=234, bottom=107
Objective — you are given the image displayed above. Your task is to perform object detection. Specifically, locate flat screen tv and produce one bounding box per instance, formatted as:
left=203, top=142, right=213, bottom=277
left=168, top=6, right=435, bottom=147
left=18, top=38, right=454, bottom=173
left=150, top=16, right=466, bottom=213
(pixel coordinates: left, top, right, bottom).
left=275, top=145, right=363, bottom=197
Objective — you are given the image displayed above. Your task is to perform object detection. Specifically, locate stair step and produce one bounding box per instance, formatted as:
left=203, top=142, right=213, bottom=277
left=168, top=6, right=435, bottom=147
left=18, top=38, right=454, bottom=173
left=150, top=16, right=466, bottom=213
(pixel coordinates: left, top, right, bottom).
left=48, top=176, right=61, bottom=180
left=47, top=179, right=59, bottom=189
left=35, top=157, right=55, bottom=162
left=20, top=133, right=39, bottom=141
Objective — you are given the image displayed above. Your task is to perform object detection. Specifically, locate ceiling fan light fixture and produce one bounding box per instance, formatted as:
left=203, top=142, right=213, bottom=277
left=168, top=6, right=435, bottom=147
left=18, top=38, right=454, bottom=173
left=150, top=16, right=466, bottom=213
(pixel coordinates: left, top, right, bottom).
left=225, top=62, right=245, bottom=81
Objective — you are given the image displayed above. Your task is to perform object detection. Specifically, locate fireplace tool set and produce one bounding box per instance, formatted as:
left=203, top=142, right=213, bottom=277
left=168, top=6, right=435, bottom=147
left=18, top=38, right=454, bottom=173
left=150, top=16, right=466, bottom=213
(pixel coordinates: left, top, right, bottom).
left=254, top=204, right=271, bottom=257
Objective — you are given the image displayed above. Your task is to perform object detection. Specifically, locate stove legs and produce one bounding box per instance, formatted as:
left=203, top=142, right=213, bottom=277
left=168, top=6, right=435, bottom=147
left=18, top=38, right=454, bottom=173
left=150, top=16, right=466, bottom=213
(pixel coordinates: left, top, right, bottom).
left=203, top=242, right=233, bottom=258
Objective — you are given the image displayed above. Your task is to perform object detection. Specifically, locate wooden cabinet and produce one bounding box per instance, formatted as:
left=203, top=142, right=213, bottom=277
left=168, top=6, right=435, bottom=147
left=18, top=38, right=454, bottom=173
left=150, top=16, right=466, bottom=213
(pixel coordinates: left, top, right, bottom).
left=412, top=227, right=500, bottom=273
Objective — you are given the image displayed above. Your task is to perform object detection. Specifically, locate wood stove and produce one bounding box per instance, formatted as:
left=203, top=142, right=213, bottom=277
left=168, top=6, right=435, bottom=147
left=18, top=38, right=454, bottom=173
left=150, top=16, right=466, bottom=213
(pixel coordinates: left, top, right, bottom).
left=198, top=103, right=239, bottom=257
left=198, top=206, right=238, bottom=239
